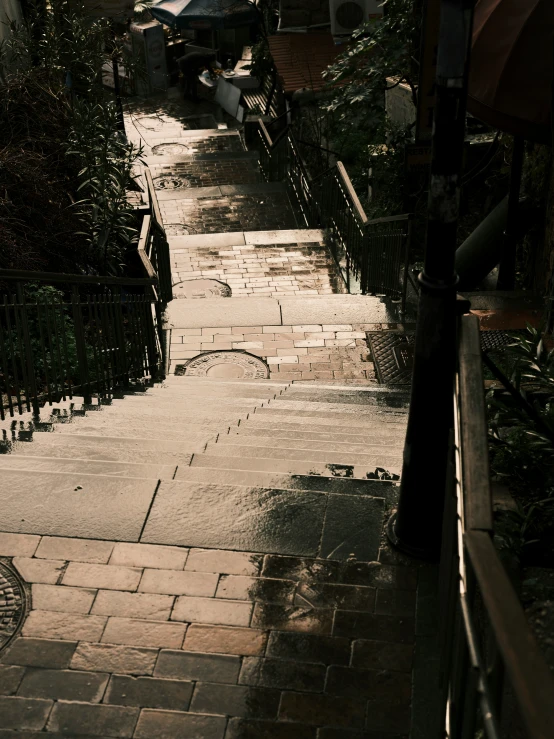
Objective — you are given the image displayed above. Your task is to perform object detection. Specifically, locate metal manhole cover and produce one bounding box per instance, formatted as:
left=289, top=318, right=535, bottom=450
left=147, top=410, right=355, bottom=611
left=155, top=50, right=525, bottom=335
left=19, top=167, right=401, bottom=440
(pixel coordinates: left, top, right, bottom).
left=176, top=351, right=270, bottom=379
left=166, top=224, right=191, bottom=236
left=151, top=143, right=190, bottom=155
left=0, top=561, right=26, bottom=653
left=153, top=175, right=192, bottom=190
left=367, top=332, right=415, bottom=385
left=173, top=279, right=231, bottom=299
left=135, top=116, right=163, bottom=130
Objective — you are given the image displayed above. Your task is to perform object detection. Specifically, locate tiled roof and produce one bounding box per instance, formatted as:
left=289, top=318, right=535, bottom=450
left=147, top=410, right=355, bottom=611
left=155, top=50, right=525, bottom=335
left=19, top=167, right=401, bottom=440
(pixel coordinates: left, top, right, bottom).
left=268, top=33, right=342, bottom=94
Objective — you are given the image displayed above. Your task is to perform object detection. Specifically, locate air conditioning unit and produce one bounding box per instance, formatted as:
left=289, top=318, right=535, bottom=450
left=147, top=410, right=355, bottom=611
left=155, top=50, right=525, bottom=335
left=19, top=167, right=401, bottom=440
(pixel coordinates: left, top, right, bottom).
left=330, top=0, right=383, bottom=36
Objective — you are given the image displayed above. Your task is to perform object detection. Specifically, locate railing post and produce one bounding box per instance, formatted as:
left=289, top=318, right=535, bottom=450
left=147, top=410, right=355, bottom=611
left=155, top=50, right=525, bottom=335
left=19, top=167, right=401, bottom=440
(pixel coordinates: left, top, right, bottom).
left=388, top=0, right=476, bottom=559
left=71, top=285, right=92, bottom=404
left=143, top=286, right=159, bottom=379
left=16, top=283, right=40, bottom=416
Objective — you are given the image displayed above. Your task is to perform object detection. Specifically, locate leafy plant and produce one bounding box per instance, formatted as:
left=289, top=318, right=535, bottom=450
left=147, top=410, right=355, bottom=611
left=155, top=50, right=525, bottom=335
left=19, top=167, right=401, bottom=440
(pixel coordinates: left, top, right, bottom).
left=487, top=326, right=554, bottom=565
left=67, top=98, right=144, bottom=274
left=0, top=0, right=145, bottom=275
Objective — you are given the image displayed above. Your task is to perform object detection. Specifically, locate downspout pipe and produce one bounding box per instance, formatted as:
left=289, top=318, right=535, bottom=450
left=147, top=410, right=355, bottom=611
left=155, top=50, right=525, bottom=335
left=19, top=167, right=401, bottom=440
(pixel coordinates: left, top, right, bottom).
left=455, top=195, right=508, bottom=290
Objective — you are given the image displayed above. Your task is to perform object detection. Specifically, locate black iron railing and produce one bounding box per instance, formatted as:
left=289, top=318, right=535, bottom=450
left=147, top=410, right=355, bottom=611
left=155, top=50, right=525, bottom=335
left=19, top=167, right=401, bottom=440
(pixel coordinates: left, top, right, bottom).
left=0, top=166, right=172, bottom=420
left=438, top=313, right=554, bottom=738
left=257, top=120, right=413, bottom=308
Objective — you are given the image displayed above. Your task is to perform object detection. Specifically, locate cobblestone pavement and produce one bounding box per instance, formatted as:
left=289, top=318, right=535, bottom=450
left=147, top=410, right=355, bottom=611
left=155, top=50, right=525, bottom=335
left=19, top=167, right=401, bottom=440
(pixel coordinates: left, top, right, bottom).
left=0, top=531, right=418, bottom=738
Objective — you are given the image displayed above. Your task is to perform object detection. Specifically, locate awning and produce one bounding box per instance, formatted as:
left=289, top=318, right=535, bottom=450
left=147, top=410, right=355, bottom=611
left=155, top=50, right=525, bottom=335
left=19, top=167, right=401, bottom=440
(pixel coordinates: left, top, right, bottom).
left=268, top=33, right=342, bottom=95
left=150, top=0, right=257, bottom=30
left=467, top=0, right=554, bottom=143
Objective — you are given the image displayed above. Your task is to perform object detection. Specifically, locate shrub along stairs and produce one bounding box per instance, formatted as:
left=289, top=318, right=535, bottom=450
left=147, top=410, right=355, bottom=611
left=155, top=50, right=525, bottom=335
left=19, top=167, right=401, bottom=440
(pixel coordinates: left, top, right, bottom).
left=0, top=99, right=420, bottom=739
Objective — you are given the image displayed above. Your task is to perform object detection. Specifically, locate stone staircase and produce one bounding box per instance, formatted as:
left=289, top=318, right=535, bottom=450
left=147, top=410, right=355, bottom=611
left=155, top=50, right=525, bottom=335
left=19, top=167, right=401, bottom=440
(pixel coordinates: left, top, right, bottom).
left=0, top=376, right=407, bottom=557
left=0, top=98, right=418, bottom=739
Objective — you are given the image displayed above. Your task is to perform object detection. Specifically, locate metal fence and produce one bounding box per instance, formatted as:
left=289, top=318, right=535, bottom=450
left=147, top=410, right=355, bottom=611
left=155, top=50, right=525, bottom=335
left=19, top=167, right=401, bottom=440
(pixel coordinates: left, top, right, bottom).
left=0, top=166, right=172, bottom=420
left=438, top=313, right=554, bottom=739
left=257, top=120, right=412, bottom=308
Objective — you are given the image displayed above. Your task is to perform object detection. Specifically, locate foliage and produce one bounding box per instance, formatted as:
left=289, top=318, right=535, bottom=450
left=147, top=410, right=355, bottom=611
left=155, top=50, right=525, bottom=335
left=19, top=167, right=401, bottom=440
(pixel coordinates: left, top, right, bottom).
left=244, top=38, right=274, bottom=80
left=285, top=0, right=421, bottom=222
left=68, top=99, right=143, bottom=274
left=0, top=71, right=83, bottom=273
left=0, top=0, right=143, bottom=276
left=323, top=0, right=419, bottom=137
left=487, top=326, right=554, bottom=565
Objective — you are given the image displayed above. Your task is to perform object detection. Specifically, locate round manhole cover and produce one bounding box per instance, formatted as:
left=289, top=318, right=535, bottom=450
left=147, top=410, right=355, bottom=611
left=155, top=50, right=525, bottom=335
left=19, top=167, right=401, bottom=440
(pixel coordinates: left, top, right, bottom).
left=0, top=561, right=26, bottom=653
left=173, top=279, right=231, bottom=299
left=151, top=143, right=190, bottom=155
left=153, top=175, right=192, bottom=190
left=166, top=224, right=191, bottom=236
left=182, top=351, right=269, bottom=379
left=136, top=116, right=163, bottom=130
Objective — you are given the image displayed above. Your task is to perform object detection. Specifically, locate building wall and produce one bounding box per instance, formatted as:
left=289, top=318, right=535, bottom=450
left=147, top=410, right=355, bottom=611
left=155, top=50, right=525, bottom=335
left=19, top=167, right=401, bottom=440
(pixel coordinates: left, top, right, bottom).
left=279, top=0, right=331, bottom=30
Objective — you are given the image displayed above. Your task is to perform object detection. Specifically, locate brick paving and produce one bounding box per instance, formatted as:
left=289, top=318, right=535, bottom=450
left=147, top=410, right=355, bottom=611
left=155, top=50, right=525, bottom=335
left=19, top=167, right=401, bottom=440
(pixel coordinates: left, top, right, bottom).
left=160, top=193, right=298, bottom=235
left=170, top=323, right=409, bottom=380
left=171, top=240, right=347, bottom=297
left=0, top=533, right=417, bottom=738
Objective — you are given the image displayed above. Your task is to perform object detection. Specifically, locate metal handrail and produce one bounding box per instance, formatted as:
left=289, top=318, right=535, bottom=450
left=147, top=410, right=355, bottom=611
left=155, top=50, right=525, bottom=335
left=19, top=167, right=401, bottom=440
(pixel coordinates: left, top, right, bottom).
left=0, top=269, right=155, bottom=287
left=255, top=119, right=413, bottom=306
left=439, top=313, right=554, bottom=739
left=0, top=166, right=172, bottom=419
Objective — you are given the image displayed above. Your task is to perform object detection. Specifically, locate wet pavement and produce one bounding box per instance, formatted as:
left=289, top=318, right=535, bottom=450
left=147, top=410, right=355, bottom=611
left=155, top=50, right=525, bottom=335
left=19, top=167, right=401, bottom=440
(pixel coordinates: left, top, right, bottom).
left=0, top=92, right=429, bottom=738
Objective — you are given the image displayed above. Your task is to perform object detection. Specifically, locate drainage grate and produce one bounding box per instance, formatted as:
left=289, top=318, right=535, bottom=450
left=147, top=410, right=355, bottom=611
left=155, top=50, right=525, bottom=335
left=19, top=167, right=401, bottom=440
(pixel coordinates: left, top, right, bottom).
left=366, top=332, right=415, bottom=385
left=368, top=328, right=525, bottom=385
left=480, top=329, right=524, bottom=353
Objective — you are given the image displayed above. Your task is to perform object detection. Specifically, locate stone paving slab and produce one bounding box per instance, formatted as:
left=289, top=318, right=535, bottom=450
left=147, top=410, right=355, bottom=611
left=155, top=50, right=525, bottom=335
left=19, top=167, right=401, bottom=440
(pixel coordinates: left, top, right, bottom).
left=0, top=456, right=177, bottom=480
left=0, top=471, right=157, bottom=540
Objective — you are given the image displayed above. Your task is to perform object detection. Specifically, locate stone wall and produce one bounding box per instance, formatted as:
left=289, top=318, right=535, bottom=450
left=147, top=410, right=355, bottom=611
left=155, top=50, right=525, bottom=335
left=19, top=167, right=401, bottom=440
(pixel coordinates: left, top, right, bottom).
left=279, top=0, right=331, bottom=29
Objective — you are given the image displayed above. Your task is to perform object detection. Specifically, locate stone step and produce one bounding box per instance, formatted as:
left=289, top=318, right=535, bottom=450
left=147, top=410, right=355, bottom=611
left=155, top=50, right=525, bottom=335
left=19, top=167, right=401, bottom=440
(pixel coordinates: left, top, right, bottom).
left=231, top=422, right=405, bottom=445
left=271, top=394, right=409, bottom=410
left=158, top=377, right=290, bottom=387
left=0, top=455, right=177, bottom=480
left=138, top=387, right=283, bottom=399
left=49, top=422, right=226, bottom=442
left=156, top=181, right=284, bottom=202
left=94, top=400, right=269, bottom=415
left=216, top=434, right=403, bottom=456
left=167, top=229, right=325, bottom=249
left=0, top=469, right=158, bottom=540
left=202, top=441, right=402, bottom=468
left=166, top=294, right=393, bottom=330
left=140, top=479, right=385, bottom=560
left=7, top=434, right=197, bottom=465
left=251, top=407, right=407, bottom=425
left=190, top=454, right=401, bottom=479
left=172, top=465, right=397, bottom=500
left=144, top=150, right=257, bottom=165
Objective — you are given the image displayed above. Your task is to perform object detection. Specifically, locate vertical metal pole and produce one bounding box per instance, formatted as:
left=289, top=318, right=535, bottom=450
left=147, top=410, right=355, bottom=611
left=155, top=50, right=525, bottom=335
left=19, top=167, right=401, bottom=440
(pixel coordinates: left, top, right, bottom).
left=388, top=0, right=476, bottom=559
left=71, top=286, right=92, bottom=404
left=496, top=135, right=525, bottom=290
left=16, top=284, right=40, bottom=416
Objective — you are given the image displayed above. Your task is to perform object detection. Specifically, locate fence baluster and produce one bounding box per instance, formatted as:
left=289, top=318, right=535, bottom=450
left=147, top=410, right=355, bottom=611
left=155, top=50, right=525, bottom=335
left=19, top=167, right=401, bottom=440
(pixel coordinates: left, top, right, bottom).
left=72, top=286, right=91, bottom=404
left=16, top=284, right=39, bottom=415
